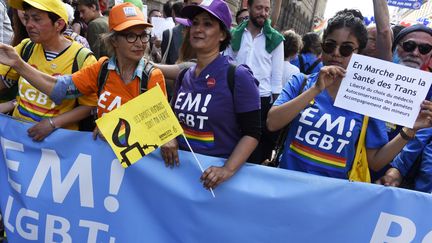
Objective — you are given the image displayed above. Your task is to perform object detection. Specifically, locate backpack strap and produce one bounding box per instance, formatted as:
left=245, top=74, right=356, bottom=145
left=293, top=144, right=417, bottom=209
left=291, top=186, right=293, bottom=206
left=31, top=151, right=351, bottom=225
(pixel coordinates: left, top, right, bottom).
left=21, top=39, right=35, bottom=62
left=141, top=60, right=155, bottom=93
left=305, top=59, right=321, bottom=75
left=97, top=58, right=154, bottom=97
left=298, top=55, right=305, bottom=74
left=269, top=74, right=309, bottom=167
left=72, top=47, right=94, bottom=73
left=170, top=67, right=188, bottom=105
left=227, top=63, right=236, bottom=96
left=97, top=58, right=110, bottom=97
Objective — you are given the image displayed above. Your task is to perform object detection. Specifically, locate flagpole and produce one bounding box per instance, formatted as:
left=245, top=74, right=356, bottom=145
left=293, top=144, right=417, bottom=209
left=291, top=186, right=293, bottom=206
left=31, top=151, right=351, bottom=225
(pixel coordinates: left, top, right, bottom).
left=182, top=134, right=216, bottom=198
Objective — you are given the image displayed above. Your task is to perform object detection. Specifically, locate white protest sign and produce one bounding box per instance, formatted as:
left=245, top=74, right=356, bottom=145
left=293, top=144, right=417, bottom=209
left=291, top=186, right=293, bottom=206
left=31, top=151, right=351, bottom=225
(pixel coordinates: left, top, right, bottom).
left=334, top=54, right=432, bottom=128
left=142, top=5, right=148, bottom=22
left=150, top=17, right=175, bottom=40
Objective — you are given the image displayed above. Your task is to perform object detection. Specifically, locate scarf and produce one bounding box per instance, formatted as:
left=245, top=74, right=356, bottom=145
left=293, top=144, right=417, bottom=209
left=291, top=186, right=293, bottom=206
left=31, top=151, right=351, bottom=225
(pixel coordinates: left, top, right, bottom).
left=231, top=19, right=284, bottom=54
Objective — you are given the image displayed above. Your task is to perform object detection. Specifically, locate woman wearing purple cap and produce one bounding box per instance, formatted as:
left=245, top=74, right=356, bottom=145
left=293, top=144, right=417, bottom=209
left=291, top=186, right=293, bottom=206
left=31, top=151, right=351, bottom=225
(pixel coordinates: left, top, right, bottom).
left=161, top=0, right=261, bottom=190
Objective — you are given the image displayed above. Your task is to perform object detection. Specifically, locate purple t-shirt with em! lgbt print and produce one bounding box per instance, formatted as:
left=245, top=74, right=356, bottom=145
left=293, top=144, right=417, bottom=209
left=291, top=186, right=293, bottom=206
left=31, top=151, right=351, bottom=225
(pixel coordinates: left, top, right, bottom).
left=274, top=73, right=388, bottom=179
left=173, top=55, right=260, bottom=158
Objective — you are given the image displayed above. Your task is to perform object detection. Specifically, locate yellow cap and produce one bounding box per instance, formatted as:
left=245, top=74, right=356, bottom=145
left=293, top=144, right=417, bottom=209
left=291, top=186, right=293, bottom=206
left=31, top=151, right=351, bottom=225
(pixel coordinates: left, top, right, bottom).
left=9, top=0, right=68, bottom=24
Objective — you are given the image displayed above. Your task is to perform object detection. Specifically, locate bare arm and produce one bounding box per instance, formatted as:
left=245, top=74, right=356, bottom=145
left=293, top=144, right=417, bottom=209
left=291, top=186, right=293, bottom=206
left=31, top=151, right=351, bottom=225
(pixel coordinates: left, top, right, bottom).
left=267, top=84, right=320, bottom=131
left=48, top=105, right=94, bottom=129
left=267, top=66, right=346, bottom=131
left=367, top=134, right=410, bottom=171
left=373, top=0, right=393, bottom=61
left=200, top=136, right=258, bottom=189
left=28, top=105, right=94, bottom=141
left=0, top=100, right=15, bottom=113
left=154, top=63, right=181, bottom=80
left=0, top=43, right=57, bottom=95
left=368, top=101, right=432, bottom=170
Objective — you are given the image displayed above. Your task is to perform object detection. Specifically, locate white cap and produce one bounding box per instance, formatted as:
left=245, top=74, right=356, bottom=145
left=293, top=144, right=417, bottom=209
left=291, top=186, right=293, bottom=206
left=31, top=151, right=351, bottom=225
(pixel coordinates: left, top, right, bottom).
left=64, top=3, right=74, bottom=25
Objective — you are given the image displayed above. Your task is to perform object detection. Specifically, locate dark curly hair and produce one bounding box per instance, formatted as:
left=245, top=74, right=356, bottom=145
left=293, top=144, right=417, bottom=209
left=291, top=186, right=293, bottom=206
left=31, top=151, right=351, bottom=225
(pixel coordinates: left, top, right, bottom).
left=323, top=9, right=368, bottom=52
left=335, top=9, right=364, bottom=21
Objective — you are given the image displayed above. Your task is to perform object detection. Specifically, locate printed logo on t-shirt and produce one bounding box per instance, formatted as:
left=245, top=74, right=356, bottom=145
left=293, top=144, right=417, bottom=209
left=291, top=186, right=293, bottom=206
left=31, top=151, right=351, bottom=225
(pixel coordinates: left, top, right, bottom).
left=207, top=77, right=216, bottom=88
left=174, top=92, right=214, bottom=148
left=98, top=91, right=122, bottom=116
left=291, top=106, right=356, bottom=170
left=17, top=78, right=58, bottom=121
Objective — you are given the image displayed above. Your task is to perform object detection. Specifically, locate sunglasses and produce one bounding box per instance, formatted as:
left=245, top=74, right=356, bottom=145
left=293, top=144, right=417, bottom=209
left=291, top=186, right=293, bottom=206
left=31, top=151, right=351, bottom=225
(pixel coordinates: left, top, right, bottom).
left=321, top=42, right=358, bottom=57
left=400, top=40, right=432, bottom=55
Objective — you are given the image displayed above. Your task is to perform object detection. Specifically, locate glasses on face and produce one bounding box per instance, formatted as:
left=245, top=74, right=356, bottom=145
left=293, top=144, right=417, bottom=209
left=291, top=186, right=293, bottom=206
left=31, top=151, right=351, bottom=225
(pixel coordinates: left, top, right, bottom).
left=400, top=40, right=432, bottom=55
left=118, top=32, right=150, bottom=43
left=321, top=42, right=358, bottom=57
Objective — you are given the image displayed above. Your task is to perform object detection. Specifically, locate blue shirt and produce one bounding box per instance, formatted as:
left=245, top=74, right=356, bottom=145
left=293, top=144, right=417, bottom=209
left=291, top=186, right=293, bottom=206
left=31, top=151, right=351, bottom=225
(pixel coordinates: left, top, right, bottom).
left=274, top=73, right=388, bottom=179
left=391, top=128, right=432, bottom=192
left=290, top=53, right=323, bottom=75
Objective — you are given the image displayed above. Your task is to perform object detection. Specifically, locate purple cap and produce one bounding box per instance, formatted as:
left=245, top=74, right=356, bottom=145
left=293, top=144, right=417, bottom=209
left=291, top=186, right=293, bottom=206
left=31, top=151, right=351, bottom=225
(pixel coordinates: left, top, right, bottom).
left=178, top=0, right=232, bottom=30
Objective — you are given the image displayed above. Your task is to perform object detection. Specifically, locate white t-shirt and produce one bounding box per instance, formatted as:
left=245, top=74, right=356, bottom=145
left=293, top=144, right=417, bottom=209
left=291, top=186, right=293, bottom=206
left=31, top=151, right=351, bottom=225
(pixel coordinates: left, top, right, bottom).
left=282, top=61, right=300, bottom=87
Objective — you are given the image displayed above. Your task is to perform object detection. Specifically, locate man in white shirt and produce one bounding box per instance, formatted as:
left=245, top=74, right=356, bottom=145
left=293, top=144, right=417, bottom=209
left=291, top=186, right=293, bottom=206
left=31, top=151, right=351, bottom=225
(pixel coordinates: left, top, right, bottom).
left=225, top=0, right=284, bottom=163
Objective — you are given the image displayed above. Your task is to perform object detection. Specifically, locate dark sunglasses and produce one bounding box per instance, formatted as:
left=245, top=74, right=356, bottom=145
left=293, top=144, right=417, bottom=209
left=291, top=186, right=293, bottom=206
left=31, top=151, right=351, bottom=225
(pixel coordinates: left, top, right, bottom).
left=321, top=42, right=358, bottom=57
left=400, top=40, right=432, bottom=55
left=118, top=32, right=150, bottom=44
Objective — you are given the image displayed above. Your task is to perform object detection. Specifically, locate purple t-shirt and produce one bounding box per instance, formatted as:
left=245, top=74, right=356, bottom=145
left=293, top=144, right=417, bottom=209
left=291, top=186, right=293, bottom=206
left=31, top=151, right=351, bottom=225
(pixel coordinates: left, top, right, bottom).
left=173, top=55, right=260, bottom=158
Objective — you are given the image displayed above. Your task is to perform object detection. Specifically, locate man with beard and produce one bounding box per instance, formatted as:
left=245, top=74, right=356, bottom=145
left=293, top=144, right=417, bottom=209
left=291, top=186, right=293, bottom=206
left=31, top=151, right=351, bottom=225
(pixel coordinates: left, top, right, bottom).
left=370, top=0, right=432, bottom=190
left=225, top=0, right=284, bottom=164
left=386, top=25, right=432, bottom=138
left=392, top=25, right=432, bottom=69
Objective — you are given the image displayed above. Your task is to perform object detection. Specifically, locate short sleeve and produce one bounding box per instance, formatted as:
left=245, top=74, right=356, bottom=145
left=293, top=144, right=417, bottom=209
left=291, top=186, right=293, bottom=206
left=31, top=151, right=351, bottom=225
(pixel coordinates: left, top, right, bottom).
left=233, top=64, right=260, bottom=113
left=77, top=93, right=97, bottom=106
left=72, top=58, right=104, bottom=96
left=81, top=52, right=98, bottom=69
left=0, top=39, right=28, bottom=82
left=273, top=73, right=307, bottom=106
left=365, top=118, right=388, bottom=149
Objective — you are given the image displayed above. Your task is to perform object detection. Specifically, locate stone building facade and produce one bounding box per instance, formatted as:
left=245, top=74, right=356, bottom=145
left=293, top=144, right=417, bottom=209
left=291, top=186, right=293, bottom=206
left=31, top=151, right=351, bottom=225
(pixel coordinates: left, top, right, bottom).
left=143, top=0, right=327, bottom=35
left=273, top=0, right=327, bottom=34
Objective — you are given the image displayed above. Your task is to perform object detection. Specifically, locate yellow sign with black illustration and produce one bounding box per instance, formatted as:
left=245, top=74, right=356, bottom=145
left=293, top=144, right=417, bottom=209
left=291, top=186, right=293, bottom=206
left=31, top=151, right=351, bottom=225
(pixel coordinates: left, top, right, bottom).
left=96, top=86, right=183, bottom=168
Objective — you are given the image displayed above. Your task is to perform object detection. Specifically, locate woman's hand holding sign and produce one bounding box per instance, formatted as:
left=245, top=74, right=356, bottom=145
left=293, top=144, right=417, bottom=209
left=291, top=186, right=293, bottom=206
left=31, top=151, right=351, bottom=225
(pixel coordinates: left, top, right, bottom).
left=315, top=65, right=346, bottom=91
left=412, top=100, right=432, bottom=131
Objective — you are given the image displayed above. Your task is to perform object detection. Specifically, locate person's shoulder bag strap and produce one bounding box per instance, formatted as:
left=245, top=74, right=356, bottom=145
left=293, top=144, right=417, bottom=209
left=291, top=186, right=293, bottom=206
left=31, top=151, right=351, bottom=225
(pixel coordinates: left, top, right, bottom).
left=268, top=74, right=309, bottom=167
left=161, top=28, right=172, bottom=64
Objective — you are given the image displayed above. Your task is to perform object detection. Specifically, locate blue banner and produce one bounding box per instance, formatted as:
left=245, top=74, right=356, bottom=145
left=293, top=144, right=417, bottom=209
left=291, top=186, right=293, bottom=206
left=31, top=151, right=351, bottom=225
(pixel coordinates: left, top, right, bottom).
left=388, top=0, right=423, bottom=9
left=0, top=114, right=431, bottom=243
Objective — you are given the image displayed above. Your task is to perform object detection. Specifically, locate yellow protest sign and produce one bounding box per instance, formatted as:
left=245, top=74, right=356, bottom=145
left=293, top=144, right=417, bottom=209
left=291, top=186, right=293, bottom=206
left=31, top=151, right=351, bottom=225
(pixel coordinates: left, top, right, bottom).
left=96, top=85, right=183, bottom=168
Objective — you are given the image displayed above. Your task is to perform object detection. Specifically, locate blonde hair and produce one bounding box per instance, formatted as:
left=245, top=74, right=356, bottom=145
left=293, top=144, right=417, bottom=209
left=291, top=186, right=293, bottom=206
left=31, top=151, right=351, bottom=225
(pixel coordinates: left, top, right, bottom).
left=101, top=31, right=117, bottom=57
